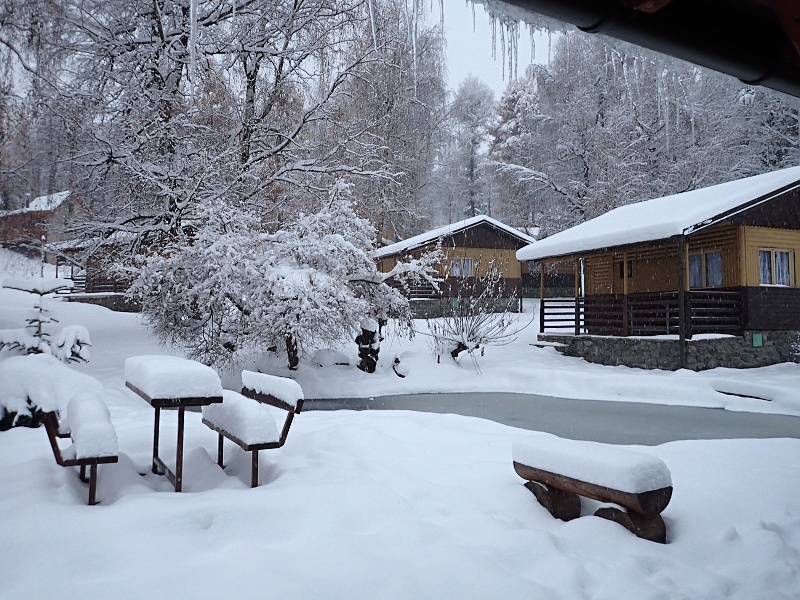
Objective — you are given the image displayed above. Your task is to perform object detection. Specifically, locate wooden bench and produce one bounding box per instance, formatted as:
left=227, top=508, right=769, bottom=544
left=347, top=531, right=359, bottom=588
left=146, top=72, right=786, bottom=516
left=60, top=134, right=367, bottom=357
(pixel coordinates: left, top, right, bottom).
left=512, top=436, right=673, bottom=543
left=42, top=395, right=118, bottom=505
left=202, top=371, right=304, bottom=488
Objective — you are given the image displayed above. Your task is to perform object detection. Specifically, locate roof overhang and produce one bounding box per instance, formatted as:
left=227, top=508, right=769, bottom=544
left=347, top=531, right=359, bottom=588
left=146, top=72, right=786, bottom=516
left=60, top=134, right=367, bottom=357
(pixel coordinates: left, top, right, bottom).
left=493, top=0, right=800, bottom=98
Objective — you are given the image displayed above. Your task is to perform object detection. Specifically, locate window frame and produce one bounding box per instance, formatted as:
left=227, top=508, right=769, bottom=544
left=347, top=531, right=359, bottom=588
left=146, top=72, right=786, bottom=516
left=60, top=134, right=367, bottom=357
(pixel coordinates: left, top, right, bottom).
left=449, top=257, right=474, bottom=278
left=758, top=248, right=794, bottom=287
left=688, top=250, right=724, bottom=289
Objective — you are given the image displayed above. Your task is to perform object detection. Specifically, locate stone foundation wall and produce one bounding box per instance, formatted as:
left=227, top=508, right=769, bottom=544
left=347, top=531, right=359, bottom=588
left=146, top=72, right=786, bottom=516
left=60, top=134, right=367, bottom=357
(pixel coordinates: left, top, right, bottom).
left=538, top=331, right=800, bottom=371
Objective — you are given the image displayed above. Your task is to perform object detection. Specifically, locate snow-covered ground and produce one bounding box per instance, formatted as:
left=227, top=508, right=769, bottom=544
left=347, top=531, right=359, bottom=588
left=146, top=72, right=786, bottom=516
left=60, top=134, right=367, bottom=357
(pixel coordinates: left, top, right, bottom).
left=1, top=248, right=799, bottom=600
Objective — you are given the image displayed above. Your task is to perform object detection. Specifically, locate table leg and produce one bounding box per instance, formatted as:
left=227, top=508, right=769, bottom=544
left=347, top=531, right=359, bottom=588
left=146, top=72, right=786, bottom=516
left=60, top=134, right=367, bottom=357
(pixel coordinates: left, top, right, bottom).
left=175, top=406, right=185, bottom=492
left=152, top=407, right=161, bottom=474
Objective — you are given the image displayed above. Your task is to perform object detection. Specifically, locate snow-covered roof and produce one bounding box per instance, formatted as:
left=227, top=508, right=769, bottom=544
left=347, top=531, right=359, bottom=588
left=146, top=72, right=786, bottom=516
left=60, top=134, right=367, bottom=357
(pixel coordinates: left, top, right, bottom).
left=375, top=215, right=537, bottom=259
left=517, top=166, right=800, bottom=262
left=1, top=191, right=72, bottom=216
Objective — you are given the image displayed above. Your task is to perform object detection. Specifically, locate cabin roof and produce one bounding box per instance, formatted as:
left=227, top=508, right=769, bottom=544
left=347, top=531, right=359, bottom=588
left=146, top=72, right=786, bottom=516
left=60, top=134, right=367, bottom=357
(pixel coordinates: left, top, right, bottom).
left=516, top=166, right=800, bottom=262
left=0, top=191, right=73, bottom=216
left=375, top=215, right=537, bottom=259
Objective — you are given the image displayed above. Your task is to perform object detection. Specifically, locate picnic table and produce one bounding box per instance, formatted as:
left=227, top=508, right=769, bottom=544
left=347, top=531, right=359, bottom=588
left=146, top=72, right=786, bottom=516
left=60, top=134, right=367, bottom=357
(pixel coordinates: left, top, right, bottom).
left=124, top=356, right=223, bottom=492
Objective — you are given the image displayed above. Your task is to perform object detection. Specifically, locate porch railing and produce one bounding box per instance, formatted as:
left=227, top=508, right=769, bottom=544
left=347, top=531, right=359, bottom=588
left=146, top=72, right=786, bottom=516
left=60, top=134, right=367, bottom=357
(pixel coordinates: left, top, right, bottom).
left=541, top=290, right=743, bottom=337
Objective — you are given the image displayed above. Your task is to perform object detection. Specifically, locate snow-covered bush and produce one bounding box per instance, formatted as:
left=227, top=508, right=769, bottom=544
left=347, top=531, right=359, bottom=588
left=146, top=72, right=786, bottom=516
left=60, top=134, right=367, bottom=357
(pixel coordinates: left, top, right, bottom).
left=130, top=182, right=440, bottom=369
left=426, top=257, right=528, bottom=369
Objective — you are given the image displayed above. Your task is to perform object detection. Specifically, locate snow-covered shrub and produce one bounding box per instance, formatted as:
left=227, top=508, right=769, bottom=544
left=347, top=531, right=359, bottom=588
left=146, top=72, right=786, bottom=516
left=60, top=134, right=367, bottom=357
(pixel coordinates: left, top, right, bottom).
left=0, top=353, right=104, bottom=430
left=53, top=325, right=92, bottom=363
left=426, top=257, right=528, bottom=370
left=130, top=182, right=440, bottom=369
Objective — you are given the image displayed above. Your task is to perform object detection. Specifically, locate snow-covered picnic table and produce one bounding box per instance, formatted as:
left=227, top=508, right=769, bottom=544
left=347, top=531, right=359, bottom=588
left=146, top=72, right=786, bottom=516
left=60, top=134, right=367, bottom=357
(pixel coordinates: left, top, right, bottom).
left=124, top=355, right=223, bottom=492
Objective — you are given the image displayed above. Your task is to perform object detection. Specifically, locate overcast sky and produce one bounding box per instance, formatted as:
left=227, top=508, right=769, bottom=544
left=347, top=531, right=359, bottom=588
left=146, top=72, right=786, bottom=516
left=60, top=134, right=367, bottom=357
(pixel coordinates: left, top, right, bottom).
left=441, top=2, right=546, bottom=100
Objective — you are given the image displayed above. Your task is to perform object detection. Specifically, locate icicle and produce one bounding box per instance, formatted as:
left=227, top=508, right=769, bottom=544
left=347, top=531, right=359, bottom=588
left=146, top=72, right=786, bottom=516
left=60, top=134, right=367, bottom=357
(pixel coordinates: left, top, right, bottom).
left=412, top=0, right=418, bottom=96
left=189, top=0, right=197, bottom=101
left=500, top=22, right=506, bottom=81
left=368, top=0, right=377, bottom=51
left=530, top=25, right=535, bottom=64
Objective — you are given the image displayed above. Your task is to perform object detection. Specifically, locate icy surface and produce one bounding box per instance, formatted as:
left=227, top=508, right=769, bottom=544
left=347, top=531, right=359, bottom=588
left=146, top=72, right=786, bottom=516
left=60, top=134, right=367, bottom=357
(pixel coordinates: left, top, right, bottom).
left=517, top=165, right=800, bottom=260
left=512, top=433, right=672, bottom=493
left=65, top=394, right=118, bottom=458
left=124, top=355, right=223, bottom=400
left=241, top=370, right=303, bottom=407
left=202, top=390, right=279, bottom=445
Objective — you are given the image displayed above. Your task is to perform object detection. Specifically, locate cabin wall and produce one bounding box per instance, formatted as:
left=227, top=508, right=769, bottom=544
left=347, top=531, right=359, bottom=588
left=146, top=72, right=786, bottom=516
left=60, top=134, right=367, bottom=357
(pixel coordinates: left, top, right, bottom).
left=742, top=226, right=800, bottom=287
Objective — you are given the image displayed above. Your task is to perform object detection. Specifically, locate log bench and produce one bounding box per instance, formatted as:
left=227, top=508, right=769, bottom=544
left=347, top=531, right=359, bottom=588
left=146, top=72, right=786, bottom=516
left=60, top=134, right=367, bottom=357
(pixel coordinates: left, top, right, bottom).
left=512, top=435, right=673, bottom=543
left=42, top=395, right=118, bottom=505
left=202, top=371, right=304, bottom=488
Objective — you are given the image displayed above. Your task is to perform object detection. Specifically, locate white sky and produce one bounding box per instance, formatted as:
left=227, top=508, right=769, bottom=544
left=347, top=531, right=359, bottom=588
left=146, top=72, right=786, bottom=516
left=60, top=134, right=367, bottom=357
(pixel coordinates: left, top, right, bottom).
left=441, top=2, right=548, bottom=100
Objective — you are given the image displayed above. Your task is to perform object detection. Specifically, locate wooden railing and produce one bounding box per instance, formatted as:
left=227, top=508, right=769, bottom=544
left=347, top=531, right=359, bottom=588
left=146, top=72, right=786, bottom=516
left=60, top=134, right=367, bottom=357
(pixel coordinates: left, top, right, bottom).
left=541, top=290, right=743, bottom=337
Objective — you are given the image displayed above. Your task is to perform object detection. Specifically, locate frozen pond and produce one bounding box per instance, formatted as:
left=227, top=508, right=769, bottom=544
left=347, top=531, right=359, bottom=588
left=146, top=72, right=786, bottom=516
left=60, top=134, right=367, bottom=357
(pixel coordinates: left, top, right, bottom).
left=306, top=393, right=800, bottom=445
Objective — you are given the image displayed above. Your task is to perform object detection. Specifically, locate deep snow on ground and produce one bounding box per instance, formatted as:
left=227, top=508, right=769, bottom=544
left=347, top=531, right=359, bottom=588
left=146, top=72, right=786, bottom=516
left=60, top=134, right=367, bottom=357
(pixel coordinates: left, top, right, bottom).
left=1, top=250, right=800, bottom=600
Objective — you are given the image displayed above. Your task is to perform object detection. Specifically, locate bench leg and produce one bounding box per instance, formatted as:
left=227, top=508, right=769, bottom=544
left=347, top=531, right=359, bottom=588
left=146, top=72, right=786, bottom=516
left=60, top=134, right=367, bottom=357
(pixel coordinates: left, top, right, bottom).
left=79, top=463, right=88, bottom=483
left=88, top=464, right=98, bottom=505
left=152, top=407, right=161, bottom=474
left=175, top=407, right=185, bottom=492
left=251, top=450, right=259, bottom=488
left=217, top=433, right=225, bottom=468
left=524, top=481, right=581, bottom=521
left=595, top=507, right=667, bottom=543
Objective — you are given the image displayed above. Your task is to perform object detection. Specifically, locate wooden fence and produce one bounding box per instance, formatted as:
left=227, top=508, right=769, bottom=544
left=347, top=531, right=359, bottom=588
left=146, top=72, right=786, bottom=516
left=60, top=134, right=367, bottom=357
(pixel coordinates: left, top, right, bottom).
left=541, top=290, right=743, bottom=337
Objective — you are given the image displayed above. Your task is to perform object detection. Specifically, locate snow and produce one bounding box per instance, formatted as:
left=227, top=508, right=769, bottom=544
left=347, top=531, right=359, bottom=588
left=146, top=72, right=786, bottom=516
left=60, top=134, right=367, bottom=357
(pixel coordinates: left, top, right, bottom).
left=375, top=214, right=536, bottom=258
left=512, top=433, right=672, bottom=493
left=517, top=165, right=800, bottom=261
left=1, top=255, right=800, bottom=599
left=202, top=390, right=279, bottom=445
left=2, top=276, right=74, bottom=295
left=124, top=355, right=223, bottom=400
left=64, top=394, right=118, bottom=459
left=0, top=353, right=104, bottom=419
left=241, top=370, right=304, bottom=408
left=0, top=190, right=71, bottom=215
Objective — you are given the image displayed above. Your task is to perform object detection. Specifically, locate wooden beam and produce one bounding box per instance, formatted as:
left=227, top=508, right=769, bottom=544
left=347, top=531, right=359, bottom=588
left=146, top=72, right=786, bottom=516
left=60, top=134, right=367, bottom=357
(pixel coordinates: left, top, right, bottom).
left=676, top=235, right=687, bottom=367
left=539, top=260, right=546, bottom=334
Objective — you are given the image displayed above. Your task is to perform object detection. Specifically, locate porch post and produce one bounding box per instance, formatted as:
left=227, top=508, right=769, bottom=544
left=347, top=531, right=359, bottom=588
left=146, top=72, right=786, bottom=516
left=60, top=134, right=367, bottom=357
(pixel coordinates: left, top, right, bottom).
left=676, top=235, right=687, bottom=368
left=539, top=260, right=546, bottom=334
left=622, top=252, right=629, bottom=336
left=574, top=257, right=580, bottom=335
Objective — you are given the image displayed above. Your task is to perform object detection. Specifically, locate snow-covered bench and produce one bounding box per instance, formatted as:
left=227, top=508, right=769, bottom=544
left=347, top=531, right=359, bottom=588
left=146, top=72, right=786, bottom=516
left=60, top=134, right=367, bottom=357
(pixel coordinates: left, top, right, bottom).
left=512, top=435, right=673, bottom=543
left=42, top=395, right=118, bottom=505
left=202, top=371, right=304, bottom=488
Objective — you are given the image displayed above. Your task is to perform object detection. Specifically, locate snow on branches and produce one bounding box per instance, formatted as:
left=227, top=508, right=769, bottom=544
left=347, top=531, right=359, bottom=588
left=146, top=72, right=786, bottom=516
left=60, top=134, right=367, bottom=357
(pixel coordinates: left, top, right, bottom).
left=130, top=182, right=441, bottom=369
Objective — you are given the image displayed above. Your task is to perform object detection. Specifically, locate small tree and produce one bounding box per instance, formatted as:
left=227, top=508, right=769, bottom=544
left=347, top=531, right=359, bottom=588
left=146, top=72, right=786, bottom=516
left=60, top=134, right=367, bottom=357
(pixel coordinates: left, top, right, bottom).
left=0, top=278, right=91, bottom=362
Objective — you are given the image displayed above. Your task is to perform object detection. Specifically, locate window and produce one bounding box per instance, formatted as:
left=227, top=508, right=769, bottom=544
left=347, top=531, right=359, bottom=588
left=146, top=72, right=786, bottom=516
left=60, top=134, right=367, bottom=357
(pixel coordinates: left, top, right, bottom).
left=449, top=257, right=473, bottom=278
left=759, top=249, right=793, bottom=286
left=689, top=251, right=723, bottom=288
left=705, top=252, right=723, bottom=287
left=689, top=254, right=703, bottom=288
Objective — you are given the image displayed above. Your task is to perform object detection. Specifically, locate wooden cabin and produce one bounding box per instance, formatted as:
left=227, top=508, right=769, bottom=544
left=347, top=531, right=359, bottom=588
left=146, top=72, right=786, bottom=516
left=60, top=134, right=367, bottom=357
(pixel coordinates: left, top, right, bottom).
left=376, top=216, right=536, bottom=313
left=517, top=166, right=800, bottom=368
left=0, top=191, right=87, bottom=246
